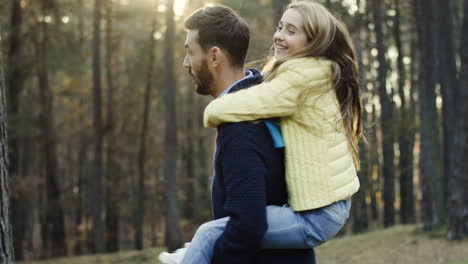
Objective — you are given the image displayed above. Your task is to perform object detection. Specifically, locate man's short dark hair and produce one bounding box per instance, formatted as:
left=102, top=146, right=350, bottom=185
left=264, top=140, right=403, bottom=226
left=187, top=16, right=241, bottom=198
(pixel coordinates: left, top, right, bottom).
left=184, top=5, right=250, bottom=67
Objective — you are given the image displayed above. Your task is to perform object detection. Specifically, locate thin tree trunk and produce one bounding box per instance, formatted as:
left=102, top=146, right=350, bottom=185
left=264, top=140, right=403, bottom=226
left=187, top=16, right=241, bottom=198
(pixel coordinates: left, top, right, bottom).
left=7, top=1, right=27, bottom=260
left=272, top=0, right=289, bottom=24
left=104, top=0, right=119, bottom=252
left=74, top=137, right=88, bottom=255
left=352, top=0, right=368, bottom=233
left=413, top=0, right=443, bottom=230
left=74, top=0, right=88, bottom=255
left=395, top=0, right=416, bottom=224
left=195, top=96, right=212, bottom=223
left=91, top=0, right=105, bottom=253
left=0, top=24, right=15, bottom=264
left=372, top=0, right=396, bottom=227
left=370, top=103, right=379, bottom=222
left=163, top=0, right=182, bottom=252
left=135, top=0, right=158, bottom=250
left=183, top=86, right=196, bottom=220
left=37, top=3, right=67, bottom=256
left=447, top=0, right=468, bottom=240
left=409, top=38, right=418, bottom=217
left=435, top=0, right=459, bottom=221
left=366, top=30, right=379, bottom=223
left=7, top=0, right=23, bottom=183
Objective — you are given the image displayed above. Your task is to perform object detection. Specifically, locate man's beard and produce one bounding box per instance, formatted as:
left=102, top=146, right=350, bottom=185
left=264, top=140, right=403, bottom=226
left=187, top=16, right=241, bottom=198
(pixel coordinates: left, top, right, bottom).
left=191, top=60, right=213, bottom=95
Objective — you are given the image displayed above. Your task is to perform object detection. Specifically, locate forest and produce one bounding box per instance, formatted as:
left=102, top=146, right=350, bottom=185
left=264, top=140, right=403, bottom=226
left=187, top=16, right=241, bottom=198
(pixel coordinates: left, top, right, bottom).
left=0, top=0, right=467, bottom=262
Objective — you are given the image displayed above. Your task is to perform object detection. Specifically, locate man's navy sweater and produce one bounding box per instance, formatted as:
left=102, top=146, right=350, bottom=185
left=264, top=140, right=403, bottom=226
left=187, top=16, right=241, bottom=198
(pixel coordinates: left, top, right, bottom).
left=211, top=69, right=316, bottom=264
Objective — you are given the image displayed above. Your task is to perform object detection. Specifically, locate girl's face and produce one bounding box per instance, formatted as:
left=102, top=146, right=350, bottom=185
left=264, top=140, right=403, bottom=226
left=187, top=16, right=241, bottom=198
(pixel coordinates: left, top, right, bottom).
left=273, top=8, right=309, bottom=60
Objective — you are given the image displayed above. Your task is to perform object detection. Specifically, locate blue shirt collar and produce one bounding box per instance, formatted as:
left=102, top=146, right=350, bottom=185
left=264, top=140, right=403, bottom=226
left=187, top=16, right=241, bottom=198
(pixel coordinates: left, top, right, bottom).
left=217, top=70, right=255, bottom=98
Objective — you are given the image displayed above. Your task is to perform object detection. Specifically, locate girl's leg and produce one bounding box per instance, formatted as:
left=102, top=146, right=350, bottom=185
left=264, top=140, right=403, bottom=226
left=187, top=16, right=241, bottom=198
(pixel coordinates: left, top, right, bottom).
left=179, top=199, right=351, bottom=263
left=261, top=199, right=351, bottom=249
left=300, top=198, right=351, bottom=247
left=179, top=217, right=228, bottom=264
left=180, top=206, right=310, bottom=263
left=260, top=204, right=310, bottom=249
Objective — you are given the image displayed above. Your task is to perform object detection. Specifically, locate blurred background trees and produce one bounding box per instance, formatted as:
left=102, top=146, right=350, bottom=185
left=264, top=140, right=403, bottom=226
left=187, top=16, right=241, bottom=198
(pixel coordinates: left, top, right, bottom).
left=0, top=0, right=467, bottom=260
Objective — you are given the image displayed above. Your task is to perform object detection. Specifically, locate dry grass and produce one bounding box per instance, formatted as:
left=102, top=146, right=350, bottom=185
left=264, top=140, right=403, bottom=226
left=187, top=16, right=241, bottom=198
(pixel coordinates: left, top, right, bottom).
left=316, top=225, right=468, bottom=264
left=19, top=225, right=468, bottom=264
left=18, top=248, right=163, bottom=264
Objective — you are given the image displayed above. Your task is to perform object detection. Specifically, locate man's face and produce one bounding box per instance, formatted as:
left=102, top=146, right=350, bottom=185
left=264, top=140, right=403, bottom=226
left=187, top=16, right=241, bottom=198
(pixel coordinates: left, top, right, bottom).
left=183, top=30, right=214, bottom=95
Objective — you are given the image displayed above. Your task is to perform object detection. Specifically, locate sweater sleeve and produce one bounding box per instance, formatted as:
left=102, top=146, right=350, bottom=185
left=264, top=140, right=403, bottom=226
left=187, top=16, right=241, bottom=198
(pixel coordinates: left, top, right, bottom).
left=212, top=125, right=268, bottom=264
left=204, top=58, right=331, bottom=128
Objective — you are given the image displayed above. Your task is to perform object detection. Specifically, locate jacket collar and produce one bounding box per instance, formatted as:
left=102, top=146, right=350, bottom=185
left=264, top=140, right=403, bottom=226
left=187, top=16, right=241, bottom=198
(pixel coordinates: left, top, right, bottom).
left=229, top=68, right=262, bottom=94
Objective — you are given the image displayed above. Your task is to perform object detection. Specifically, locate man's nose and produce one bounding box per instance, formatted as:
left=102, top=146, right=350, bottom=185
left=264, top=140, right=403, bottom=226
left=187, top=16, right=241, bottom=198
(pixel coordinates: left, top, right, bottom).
left=183, top=55, right=190, bottom=68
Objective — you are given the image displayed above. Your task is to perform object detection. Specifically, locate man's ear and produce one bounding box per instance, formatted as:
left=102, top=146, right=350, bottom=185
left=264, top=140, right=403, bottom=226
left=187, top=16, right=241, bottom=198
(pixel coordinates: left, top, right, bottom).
left=208, top=47, right=223, bottom=68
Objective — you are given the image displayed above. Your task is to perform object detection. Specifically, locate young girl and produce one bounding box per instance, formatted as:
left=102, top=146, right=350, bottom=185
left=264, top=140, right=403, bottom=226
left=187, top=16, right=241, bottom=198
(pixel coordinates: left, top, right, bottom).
left=159, top=1, right=362, bottom=263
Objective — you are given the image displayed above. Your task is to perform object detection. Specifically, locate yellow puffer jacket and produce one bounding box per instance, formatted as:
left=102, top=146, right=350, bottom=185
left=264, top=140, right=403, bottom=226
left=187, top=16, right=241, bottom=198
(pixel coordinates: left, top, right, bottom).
left=204, top=57, right=359, bottom=211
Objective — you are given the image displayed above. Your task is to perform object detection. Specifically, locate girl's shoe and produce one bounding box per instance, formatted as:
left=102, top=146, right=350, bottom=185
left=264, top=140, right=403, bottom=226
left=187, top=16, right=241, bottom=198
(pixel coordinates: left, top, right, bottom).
left=158, top=243, right=190, bottom=264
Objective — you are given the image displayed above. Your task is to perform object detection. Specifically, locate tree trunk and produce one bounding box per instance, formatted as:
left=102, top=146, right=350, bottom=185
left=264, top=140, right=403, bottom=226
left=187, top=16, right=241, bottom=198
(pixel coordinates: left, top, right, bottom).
left=272, top=0, right=289, bottom=24
left=372, top=0, right=396, bottom=227
left=7, top=0, right=23, bottom=184
left=0, top=25, right=15, bottom=263
left=104, top=0, right=120, bottom=252
left=195, top=96, right=212, bottom=223
left=369, top=103, right=379, bottom=222
left=435, top=0, right=459, bottom=221
left=163, top=0, right=182, bottom=252
left=394, top=0, right=416, bottom=224
left=351, top=0, right=368, bottom=233
left=7, top=1, right=27, bottom=260
left=37, top=3, right=67, bottom=257
left=135, top=0, right=158, bottom=250
left=74, top=0, right=89, bottom=255
left=91, top=0, right=105, bottom=253
left=182, top=81, right=196, bottom=220
left=74, top=136, right=89, bottom=255
left=413, top=0, right=443, bottom=230
left=447, top=0, right=468, bottom=240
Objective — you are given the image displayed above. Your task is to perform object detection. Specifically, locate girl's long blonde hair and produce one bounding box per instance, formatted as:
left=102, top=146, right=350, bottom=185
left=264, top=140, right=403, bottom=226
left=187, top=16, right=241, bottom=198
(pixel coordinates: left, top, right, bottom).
left=264, top=1, right=363, bottom=170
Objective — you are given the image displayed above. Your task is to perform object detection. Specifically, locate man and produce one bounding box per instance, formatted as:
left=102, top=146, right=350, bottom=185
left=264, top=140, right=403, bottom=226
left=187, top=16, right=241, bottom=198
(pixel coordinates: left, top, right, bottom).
left=179, top=5, right=316, bottom=264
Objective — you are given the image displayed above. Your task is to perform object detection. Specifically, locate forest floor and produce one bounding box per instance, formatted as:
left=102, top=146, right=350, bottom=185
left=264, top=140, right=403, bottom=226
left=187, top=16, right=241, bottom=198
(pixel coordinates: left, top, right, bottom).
left=19, top=225, right=468, bottom=264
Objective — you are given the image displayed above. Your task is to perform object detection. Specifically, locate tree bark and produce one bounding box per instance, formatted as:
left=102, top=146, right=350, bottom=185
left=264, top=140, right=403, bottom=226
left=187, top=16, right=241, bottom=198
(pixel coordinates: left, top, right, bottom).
left=0, top=24, right=15, bottom=264
left=435, top=0, right=459, bottom=221
left=372, top=0, right=396, bottom=227
left=7, top=1, right=27, bottom=260
left=37, top=2, right=67, bottom=257
left=135, top=0, right=158, bottom=250
left=272, top=0, right=289, bottom=24
left=163, top=0, right=182, bottom=252
left=91, top=0, right=105, bottom=253
left=195, top=96, right=212, bottom=223
left=74, top=0, right=89, bottom=255
left=351, top=0, right=368, bottom=233
left=6, top=0, right=23, bottom=183
left=369, top=103, right=379, bottom=222
left=394, top=0, right=416, bottom=224
left=413, top=0, right=443, bottom=230
left=104, top=0, right=120, bottom=252
left=447, top=0, right=468, bottom=240
left=182, top=79, right=196, bottom=220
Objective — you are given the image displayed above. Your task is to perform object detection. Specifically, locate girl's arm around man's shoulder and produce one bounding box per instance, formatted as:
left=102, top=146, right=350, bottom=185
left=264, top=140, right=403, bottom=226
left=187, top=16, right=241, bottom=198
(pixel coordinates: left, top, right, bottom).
left=203, top=57, right=333, bottom=128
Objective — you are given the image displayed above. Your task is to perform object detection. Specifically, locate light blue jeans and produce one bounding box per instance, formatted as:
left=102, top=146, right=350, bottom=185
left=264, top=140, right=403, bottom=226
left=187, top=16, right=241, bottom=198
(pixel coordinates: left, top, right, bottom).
left=179, top=198, right=351, bottom=264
